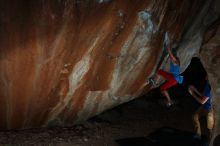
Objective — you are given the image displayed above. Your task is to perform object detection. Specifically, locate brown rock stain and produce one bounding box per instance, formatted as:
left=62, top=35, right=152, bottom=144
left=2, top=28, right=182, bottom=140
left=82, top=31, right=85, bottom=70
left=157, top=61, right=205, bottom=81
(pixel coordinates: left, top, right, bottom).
left=0, top=80, right=7, bottom=129
left=67, top=85, right=88, bottom=123
left=86, top=1, right=150, bottom=91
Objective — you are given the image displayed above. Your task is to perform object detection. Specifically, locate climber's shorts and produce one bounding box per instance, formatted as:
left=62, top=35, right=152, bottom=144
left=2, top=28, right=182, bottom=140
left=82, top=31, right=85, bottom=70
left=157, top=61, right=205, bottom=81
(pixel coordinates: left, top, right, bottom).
left=157, top=69, right=178, bottom=91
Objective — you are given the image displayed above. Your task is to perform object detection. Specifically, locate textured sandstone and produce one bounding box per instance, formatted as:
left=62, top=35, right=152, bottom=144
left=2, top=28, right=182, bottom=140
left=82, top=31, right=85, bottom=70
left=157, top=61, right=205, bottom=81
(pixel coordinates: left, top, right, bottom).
left=0, top=1, right=219, bottom=139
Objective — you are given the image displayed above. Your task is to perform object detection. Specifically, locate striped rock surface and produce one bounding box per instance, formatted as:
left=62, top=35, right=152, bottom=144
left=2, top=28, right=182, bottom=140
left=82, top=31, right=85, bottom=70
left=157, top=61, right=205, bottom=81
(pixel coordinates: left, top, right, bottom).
left=0, top=0, right=219, bottom=133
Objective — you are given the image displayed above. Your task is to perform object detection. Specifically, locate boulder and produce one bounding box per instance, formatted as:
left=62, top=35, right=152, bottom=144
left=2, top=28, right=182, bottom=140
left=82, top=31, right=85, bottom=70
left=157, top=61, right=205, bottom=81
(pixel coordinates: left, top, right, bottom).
left=0, top=0, right=219, bottom=135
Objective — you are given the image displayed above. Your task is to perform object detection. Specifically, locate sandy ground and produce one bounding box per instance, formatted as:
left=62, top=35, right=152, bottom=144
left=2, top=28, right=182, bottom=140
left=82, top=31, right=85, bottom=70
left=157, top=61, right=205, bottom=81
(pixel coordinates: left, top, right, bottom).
left=0, top=87, right=199, bottom=146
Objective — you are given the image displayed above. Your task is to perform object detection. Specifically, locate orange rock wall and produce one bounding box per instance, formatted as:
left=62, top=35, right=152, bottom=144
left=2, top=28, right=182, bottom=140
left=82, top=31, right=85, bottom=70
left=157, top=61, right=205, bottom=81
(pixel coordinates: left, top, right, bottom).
left=0, top=0, right=211, bottom=129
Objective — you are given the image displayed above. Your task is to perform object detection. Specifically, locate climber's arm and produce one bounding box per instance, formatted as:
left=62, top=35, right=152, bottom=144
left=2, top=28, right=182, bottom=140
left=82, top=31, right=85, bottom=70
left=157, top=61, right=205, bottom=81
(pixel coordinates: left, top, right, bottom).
left=188, top=85, right=209, bottom=104
left=167, top=47, right=179, bottom=65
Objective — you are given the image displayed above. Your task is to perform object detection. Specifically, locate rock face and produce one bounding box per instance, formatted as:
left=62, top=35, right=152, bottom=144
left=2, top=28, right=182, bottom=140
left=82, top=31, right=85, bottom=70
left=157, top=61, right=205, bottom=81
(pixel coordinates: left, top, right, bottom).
left=201, top=19, right=220, bottom=145
left=0, top=0, right=219, bottom=134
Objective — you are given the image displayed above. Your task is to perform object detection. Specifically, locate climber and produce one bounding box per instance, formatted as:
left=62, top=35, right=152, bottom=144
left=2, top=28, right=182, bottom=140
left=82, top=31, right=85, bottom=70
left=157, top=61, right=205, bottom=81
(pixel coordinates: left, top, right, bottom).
left=150, top=44, right=183, bottom=107
left=188, top=78, right=214, bottom=141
